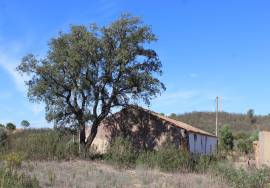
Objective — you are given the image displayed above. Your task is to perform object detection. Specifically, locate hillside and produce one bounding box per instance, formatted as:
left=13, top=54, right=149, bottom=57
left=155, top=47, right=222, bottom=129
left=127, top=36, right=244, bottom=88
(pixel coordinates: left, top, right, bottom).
left=170, top=111, right=270, bottom=134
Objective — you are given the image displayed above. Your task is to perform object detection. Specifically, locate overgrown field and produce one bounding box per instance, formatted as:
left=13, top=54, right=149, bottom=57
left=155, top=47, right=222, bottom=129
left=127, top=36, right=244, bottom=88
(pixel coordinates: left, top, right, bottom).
left=18, top=160, right=228, bottom=188
left=0, top=128, right=270, bottom=188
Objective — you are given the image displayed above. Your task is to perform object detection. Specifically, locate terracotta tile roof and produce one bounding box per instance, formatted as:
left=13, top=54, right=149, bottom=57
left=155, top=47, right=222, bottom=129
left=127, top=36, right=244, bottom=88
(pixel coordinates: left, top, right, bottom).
left=128, top=105, right=217, bottom=138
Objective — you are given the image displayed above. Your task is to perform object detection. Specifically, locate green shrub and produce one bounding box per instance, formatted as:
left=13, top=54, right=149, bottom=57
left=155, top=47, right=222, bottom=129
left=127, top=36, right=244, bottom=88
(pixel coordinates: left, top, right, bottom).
left=237, top=138, right=253, bottom=154
left=137, top=145, right=191, bottom=172
left=106, top=137, right=137, bottom=167
left=0, top=167, right=40, bottom=188
left=219, top=126, right=234, bottom=151
left=0, top=127, right=7, bottom=146
left=211, top=162, right=270, bottom=188
left=2, top=152, right=24, bottom=170
left=65, top=140, right=79, bottom=158
left=154, top=146, right=189, bottom=172
left=136, top=151, right=157, bottom=168
left=4, top=129, right=77, bottom=160
left=6, top=122, right=16, bottom=130
left=193, top=154, right=218, bottom=173
left=107, top=136, right=219, bottom=173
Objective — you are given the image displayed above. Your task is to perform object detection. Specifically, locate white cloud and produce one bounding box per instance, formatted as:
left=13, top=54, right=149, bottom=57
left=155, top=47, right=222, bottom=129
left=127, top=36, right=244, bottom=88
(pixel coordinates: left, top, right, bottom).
left=0, top=42, right=27, bottom=92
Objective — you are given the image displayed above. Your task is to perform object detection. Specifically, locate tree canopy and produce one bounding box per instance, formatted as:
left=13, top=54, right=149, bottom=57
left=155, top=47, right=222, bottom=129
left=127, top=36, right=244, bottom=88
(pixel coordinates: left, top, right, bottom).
left=17, top=14, right=165, bottom=150
left=21, top=120, right=30, bottom=128
left=220, top=126, right=234, bottom=151
left=6, top=123, right=16, bottom=130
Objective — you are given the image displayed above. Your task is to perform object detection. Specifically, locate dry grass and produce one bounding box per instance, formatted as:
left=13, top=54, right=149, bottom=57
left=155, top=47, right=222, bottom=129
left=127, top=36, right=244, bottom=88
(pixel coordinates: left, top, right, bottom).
left=19, top=160, right=228, bottom=188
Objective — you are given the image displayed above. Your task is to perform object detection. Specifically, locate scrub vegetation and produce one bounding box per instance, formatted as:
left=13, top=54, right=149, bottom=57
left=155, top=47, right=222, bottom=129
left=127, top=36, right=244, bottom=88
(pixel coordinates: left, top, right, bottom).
left=0, top=129, right=269, bottom=187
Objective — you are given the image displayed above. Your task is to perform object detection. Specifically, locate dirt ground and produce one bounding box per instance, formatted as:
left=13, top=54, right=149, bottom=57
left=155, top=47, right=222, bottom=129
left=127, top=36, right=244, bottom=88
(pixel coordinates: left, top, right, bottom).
left=19, top=160, right=228, bottom=188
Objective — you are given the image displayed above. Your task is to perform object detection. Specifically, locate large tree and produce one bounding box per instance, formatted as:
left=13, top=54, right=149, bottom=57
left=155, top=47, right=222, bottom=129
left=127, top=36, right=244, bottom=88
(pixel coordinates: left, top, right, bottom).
left=17, top=14, right=165, bottom=151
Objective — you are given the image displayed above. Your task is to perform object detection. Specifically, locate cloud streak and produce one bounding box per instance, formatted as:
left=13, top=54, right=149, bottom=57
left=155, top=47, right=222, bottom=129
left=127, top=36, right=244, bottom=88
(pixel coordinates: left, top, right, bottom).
left=0, top=42, right=27, bottom=92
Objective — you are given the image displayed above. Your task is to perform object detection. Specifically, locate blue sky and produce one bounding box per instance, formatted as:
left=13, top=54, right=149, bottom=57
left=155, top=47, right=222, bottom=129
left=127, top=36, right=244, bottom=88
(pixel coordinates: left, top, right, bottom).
left=0, top=0, right=270, bottom=128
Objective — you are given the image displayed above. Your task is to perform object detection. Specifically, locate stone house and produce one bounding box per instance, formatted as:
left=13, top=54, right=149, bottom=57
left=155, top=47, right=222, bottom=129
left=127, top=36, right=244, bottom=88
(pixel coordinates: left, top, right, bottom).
left=88, top=106, right=218, bottom=155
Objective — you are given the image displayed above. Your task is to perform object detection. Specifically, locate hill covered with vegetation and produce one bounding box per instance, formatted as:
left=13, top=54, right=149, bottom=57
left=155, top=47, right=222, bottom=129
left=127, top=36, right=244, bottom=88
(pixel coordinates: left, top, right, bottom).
left=168, top=110, right=270, bottom=135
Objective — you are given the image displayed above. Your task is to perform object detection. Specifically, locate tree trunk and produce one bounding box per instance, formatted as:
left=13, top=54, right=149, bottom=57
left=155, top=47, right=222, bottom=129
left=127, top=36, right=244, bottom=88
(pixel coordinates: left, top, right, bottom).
left=85, top=122, right=99, bottom=152
left=79, top=125, right=86, bottom=154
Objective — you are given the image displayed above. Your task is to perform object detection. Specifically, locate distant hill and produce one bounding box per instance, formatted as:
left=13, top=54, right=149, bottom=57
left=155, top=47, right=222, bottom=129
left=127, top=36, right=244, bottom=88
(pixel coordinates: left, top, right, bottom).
left=169, top=112, right=270, bottom=135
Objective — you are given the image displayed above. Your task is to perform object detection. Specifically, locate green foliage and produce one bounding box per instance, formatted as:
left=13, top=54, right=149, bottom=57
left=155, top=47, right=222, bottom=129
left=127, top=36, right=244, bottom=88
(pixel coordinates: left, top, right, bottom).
left=106, top=137, right=220, bottom=172
left=237, top=138, right=252, bottom=154
left=0, top=123, right=5, bottom=128
left=106, top=137, right=137, bottom=167
left=0, top=127, right=7, bottom=146
left=137, top=146, right=190, bottom=172
left=65, top=140, right=79, bottom=157
left=173, top=111, right=270, bottom=134
left=170, top=113, right=177, bottom=119
left=2, top=129, right=78, bottom=160
left=249, top=130, right=259, bottom=141
left=211, top=162, right=270, bottom=188
left=235, top=130, right=258, bottom=154
left=220, top=126, right=234, bottom=151
left=21, top=120, right=30, bottom=128
left=0, top=167, right=40, bottom=188
left=2, top=152, right=24, bottom=170
left=6, top=122, right=16, bottom=130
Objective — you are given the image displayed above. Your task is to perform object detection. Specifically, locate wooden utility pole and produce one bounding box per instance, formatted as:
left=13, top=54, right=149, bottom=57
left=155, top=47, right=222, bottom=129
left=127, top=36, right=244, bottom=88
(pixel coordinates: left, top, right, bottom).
left=215, top=96, right=219, bottom=137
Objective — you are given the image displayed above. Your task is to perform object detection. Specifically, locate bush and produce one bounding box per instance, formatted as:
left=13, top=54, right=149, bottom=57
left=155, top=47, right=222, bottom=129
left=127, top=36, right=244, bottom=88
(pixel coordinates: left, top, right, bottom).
left=237, top=138, right=253, bottom=154
left=153, top=146, right=190, bottom=172
left=193, top=154, right=219, bottom=173
left=6, top=122, right=16, bottom=130
left=2, top=152, right=24, bottom=170
left=0, top=166, right=40, bottom=188
left=211, top=162, right=270, bottom=188
left=106, top=137, right=137, bottom=167
left=220, top=126, right=234, bottom=151
left=137, top=144, right=192, bottom=172
left=2, top=152, right=23, bottom=170
left=107, top=137, right=219, bottom=172
left=0, top=127, right=7, bottom=146
left=65, top=140, right=79, bottom=158
left=3, top=129, right=77, bottom=160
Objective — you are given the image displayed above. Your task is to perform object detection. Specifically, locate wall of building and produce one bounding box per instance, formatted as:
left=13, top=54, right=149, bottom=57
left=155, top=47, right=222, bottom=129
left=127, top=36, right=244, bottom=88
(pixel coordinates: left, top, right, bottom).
left=188, top=133, right=217, bottom=155
left=256, top=131, right=270, bottom=167
left=88, top=107, right=216, bottom=155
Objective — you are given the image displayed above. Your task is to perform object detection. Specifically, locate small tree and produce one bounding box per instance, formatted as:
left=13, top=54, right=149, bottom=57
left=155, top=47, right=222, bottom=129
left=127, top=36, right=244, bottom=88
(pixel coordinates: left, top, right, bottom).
left=21, top=120, right=30, bottom=128
left=220, top=125, right=234, bottom=151
left=170, top=113, right=177, bottom=119
left=237, top=138, right=252, bottom=154
left=0, top=123, right=5, bottom=128
left=6, top=123, right=16, bottom=130
left=247, top=109, right=256, bottom=124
